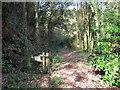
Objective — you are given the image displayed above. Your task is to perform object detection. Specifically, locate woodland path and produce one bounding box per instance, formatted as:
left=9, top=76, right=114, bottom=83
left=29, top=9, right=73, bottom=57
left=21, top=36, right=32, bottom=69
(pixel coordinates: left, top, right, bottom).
left=50, top=50, right=111, bottom=88
left=36, top=50, right=112, bottom=88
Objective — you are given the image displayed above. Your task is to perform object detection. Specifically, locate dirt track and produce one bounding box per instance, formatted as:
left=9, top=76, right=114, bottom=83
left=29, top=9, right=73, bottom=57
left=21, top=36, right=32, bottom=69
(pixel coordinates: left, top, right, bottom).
left=50, top=50, right=111, bottom=88
left=31, top=50, right=116, bottom=88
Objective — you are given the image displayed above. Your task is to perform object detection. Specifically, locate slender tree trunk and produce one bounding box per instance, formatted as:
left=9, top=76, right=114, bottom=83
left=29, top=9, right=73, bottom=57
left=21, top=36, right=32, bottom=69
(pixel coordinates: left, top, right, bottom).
left=34, top=2, right=39, bottom=48
left=74, top=3, right=80, bottom=48
left=84, top=32, right=87, bottom=51
left=90, top=1, right=100, bottom=47
left=47, top=2, right=55, bottom=48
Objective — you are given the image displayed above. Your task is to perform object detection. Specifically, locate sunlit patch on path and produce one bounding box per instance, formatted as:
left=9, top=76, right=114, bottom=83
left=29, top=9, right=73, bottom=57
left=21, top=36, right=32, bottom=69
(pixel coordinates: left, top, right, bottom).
left=50, top=50, right=111, bottom=88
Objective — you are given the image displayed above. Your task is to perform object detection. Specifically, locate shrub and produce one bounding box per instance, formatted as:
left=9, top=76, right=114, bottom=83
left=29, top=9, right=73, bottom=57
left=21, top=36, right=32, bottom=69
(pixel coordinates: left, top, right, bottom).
left=50, top=77, right=64, bottom=87
left=52, top=55, right=62, bottom=69
left=7, top=72, right=39, bottom=88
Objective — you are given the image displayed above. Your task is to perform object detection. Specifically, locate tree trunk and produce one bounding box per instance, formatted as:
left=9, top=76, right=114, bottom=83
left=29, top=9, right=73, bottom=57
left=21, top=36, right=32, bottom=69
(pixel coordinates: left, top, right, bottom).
left=34, top=2, right=39, bottom=49
left=90, top=1, right=100, bottom=47
left=23, top=3, right=31, bottom=68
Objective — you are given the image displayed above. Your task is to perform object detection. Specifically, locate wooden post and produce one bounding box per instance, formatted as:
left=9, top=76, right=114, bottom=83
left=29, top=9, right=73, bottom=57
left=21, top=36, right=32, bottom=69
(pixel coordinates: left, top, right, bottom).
left=33, top=52, right=50, bottom=73
left=45, top=53, right=50, bottom=72
left=42, top=52, right=45, bottom=72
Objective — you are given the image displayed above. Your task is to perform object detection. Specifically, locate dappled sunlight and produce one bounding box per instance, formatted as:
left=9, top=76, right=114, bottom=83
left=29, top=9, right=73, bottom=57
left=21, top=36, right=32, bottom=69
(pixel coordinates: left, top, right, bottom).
left=63, top=51, right=76, bottom=57
left=50, top=50, right=111, bottom=88
left=2, top=1, right=119, bottom=88
left=60, top=50, right=87, bottom=64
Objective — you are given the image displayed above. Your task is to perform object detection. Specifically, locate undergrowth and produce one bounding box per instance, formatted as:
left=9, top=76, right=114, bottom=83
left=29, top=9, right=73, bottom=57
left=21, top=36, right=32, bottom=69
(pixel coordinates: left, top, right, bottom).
left=89, top=43, right=120, bottom=87
left=50, top=77, right=64, bottom=87
left=7, top=71, right=40, bottom=88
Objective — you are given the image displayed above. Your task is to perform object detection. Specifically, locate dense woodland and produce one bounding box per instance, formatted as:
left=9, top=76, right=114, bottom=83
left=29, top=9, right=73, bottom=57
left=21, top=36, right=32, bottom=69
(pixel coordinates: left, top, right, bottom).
left=2, top=1, right=120, bottom=88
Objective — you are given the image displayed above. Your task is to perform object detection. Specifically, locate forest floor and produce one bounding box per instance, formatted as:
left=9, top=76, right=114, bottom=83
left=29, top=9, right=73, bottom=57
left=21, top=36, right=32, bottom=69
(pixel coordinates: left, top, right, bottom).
left=3, top=49, right=118, bottom=88
left=38, top=49, right=113, bottom=88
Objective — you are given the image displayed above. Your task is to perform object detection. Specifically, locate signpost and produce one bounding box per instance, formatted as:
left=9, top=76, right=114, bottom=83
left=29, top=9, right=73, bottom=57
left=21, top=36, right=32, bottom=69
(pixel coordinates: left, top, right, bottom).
left=32, top=52, right=50, bottom=73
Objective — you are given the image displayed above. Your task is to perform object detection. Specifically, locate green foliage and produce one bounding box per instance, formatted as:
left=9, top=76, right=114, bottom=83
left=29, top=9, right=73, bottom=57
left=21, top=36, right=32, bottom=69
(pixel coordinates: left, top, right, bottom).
left=52, top=55, right=62, bottom=63
left=49, top=35, right=72, bottom=52
left=89, top=53, right=119, bottom=86
left=2, top=59, right=14, bottom=73
left=50, top=77, right=64, bottom=87
left=90, top=9, right=120, bottom=86
left=2, top=3, right=36, bottom=74
left=7, top=72, right=39, bottom=88
left=57, top=36, right=71, bottom=48
left=3, top=34, right=34, bottom=73
left=94, top=42, right=113, bottom=54
left=52, top=55, right=62, bottom=69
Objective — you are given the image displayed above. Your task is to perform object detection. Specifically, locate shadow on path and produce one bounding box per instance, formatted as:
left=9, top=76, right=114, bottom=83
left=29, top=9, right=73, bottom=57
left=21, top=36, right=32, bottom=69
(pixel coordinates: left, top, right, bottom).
left=50, top=50, right=111, bottom=88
